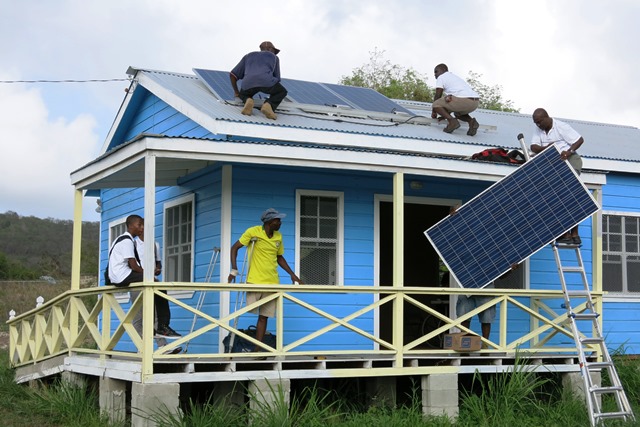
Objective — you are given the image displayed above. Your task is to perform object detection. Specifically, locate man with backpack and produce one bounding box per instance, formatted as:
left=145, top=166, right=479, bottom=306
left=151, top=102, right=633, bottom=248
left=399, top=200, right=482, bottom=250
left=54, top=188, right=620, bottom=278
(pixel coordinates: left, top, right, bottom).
left=107, top=214, right=180, bottom=339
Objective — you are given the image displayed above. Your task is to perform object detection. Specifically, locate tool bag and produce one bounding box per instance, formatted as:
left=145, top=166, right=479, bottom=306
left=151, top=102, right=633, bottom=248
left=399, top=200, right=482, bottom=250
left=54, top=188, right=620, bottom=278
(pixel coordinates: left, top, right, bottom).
left=471, top=147, right=525, bottom=164
left=223, top=325, right=276, bottom=353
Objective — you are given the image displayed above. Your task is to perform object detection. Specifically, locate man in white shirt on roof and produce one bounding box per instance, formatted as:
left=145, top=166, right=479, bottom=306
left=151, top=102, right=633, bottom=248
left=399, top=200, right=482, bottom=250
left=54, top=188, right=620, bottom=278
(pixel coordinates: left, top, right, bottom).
left=431, top=63, right=481, bottom=136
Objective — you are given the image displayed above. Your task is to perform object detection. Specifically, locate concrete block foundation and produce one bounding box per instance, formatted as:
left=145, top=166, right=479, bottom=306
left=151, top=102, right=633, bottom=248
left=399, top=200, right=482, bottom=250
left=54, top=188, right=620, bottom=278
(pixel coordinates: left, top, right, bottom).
left=131, top=382, right=180, bottom=427
left=422, top=373, right=458, bottom=419
left=99, top=377, right=127, bottom=424
left=248, top=378, right=290, bottom=413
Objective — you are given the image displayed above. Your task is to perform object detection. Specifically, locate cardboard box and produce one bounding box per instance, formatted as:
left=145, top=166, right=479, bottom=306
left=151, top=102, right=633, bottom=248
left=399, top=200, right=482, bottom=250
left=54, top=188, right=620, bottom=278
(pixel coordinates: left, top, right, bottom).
left=443, top=332, right=482, bottom=352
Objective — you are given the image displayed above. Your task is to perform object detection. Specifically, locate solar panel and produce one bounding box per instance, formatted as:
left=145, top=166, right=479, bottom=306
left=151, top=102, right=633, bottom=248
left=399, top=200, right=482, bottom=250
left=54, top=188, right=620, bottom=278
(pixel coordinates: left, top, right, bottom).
left=281, top=78, right=351, bottom=107
left=193, top=68, right=236, bottom=100
left=323, top=83, right=413, bottom=114
left=193, top=68, right=413, bottom=115
left=424, top=146, right=599, bottom=289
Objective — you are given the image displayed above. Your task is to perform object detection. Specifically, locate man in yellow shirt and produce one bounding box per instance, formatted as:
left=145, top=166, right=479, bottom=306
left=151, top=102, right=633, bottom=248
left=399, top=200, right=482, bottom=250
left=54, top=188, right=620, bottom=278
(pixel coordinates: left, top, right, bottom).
left=228, top=208, right=302, bottom=349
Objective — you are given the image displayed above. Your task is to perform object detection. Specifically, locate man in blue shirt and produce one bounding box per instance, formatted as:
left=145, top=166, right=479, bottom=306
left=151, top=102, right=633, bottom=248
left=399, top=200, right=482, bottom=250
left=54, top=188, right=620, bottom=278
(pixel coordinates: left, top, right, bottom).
left=230, top=41, right=288, bottom=120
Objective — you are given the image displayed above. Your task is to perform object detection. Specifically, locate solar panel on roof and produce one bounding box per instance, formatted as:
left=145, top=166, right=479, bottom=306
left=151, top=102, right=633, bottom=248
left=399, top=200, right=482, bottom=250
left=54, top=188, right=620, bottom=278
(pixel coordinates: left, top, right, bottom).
left=193, top=68, right=236, bottom=101
left=323, top=83, right=413, bottom=114
left=424, top=146, right=599, bottom=289
left=280, top=78, right=351, bottom=107
left=193, top=68, right=413, bottom=115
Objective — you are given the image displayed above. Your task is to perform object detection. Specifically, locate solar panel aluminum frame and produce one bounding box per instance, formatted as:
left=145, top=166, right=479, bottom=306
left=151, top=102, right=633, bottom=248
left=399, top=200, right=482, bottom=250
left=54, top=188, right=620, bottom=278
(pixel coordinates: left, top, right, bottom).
left=424, top=145, right=600, bottom=290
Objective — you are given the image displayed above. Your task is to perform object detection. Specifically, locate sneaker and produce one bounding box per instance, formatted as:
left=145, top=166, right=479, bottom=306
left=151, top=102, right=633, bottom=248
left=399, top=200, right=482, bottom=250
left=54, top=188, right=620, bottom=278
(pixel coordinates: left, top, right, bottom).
left=241, top=98, right=254, bottom=116
left=443, top=119, right=460, bottom=133
left=555, top=236, right=574, bottom=245
left=155, top=325, right=181, bottom=339
left=467, top=118, right=479, bottom=136
left=162, top=346, right=182, bottom=355
left=260, top=102, right=277, bottom=120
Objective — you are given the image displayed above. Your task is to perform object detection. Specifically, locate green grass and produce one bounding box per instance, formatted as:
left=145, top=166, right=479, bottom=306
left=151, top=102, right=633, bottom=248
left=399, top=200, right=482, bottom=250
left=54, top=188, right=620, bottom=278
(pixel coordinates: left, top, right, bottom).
left=2, top=347, right=640, bottom=426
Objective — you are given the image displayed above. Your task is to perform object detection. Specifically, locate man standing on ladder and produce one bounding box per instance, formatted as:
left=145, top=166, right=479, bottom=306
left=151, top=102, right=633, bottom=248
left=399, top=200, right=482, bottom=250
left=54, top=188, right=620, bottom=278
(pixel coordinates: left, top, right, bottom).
left=228, top=208, right=303, bottom=351
left=530, top=108, right=585, bottom=245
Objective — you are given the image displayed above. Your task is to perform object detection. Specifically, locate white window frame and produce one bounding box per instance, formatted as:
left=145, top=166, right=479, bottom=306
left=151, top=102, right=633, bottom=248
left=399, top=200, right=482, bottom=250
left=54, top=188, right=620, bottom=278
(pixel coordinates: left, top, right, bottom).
left=602, top=210, right=640, bottom=298
left=163, top=194, right=196, bottom=299
left=295, top=190, right=344, bottom=286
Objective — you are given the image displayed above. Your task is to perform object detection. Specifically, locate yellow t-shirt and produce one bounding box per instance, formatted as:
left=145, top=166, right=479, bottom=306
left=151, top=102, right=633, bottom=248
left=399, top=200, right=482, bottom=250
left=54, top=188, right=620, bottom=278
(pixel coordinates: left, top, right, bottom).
left=239, top=225, right=284, bottom=284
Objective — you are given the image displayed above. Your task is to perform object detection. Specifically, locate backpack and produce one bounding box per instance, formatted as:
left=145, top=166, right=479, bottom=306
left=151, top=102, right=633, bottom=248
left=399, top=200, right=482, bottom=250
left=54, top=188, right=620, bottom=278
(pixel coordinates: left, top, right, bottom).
left=471, top=147, right=525, bottom=164
left=104, top=235, right=138, bottom=286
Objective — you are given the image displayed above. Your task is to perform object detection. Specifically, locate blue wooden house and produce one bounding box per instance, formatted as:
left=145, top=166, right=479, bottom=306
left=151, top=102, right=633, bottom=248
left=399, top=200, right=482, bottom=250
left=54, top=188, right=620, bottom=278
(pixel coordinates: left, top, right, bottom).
left=69, top=66, right=640, bottom=356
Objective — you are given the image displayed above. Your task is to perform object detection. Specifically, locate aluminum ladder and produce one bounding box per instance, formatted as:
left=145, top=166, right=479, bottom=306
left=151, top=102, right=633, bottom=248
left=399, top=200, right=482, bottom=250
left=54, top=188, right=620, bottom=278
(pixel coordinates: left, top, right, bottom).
left=552, top=242, right=635, bottom=426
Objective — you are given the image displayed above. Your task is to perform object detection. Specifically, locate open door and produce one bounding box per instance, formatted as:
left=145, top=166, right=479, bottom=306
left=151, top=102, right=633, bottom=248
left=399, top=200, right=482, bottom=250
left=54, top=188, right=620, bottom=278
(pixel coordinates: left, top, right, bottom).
left=378, top=201, right=450, bottom=347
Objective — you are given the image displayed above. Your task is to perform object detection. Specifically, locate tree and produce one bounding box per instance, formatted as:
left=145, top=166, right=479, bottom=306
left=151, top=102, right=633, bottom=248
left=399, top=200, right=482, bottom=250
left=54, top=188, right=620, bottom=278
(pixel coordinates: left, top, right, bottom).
left=340, top=48, right=433, bottom=102
left=466, top=71, right=518, bottom=112
left=340, top=49, right=519, bottom=112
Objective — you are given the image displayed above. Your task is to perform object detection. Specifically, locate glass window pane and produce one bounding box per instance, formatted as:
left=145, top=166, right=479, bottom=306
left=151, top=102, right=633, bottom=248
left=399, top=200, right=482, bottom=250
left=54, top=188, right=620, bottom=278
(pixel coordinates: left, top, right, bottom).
left=609, top=234, right=622, bottom=252
left=319, top=197, right=337, bottom=216
left=626, top=234, right=638, bottom=253
left=301, top=197, right=318, bottom=216
left=319, top=218, right=337, bottom=239
left=300, top=217, right=317, bottom=238
left=626, top=216, right=638, bottom=235
left=603, top=254, right=623, bottom=292
left=608, top=216, right=622, bottom=233
left=627, top=256, right=640, bottom=293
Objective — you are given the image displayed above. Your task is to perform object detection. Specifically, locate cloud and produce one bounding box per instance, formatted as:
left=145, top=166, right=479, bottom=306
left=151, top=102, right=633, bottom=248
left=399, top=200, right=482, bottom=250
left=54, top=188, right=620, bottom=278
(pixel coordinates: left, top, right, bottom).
left=1, top=0, right=639, bottom=220
left=0, top=80, right=100, bottom=220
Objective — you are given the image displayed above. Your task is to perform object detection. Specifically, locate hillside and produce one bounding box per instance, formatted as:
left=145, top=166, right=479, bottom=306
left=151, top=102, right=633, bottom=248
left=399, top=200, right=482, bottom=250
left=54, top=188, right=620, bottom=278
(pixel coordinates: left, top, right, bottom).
left=0, top=211, right=99, bottom=280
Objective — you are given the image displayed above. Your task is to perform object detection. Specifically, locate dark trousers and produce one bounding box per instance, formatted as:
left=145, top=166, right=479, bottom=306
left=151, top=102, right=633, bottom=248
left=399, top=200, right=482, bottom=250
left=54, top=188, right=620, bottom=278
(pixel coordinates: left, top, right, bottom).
left=239, top=83, right=288, bottom=110
left=115, top=271, right=171, bottom=327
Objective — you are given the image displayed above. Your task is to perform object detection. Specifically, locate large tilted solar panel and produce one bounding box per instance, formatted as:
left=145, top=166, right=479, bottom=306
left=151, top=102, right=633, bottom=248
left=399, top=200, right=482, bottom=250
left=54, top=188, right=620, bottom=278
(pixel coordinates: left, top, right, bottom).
left=193, top=68, right=413, bottom=114
left=424, top=146, right=599, bottom=289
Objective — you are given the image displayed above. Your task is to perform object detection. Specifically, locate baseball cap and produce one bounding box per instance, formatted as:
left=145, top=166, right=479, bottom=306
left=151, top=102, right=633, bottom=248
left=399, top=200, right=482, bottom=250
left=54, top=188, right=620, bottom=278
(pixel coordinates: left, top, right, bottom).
left=261, top=208, right=286, bottom=223
left=259, top=41, right=280, bottom=55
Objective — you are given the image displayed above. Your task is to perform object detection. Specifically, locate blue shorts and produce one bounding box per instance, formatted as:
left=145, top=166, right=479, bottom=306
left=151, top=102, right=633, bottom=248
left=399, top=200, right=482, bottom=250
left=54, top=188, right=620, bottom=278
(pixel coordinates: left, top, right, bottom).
left=456, top=295, right=496, bottom=324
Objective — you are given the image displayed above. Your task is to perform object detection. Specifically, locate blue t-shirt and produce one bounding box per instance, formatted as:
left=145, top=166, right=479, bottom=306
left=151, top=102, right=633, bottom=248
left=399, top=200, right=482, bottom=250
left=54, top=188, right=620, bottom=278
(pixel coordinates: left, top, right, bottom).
left=230, top=50, right=281, bottom=90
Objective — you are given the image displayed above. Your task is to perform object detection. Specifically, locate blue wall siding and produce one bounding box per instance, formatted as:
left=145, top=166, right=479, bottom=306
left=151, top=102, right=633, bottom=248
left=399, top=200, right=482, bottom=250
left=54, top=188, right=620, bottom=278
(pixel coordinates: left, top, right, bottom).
left=600, top=173, right=640, bottom=354
left=100, top=164, right=224, bottom=353
left=115, top=92, right=218, bottom=146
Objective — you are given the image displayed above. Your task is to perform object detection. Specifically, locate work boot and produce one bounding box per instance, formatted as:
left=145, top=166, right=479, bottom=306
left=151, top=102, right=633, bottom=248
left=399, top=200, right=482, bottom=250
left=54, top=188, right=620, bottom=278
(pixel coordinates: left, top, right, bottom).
left=443, top=118, right=460, bottom=133
left=260, top=102, right=277, bottom=120
left=467, top=118, right=479, bottom=136
left=241, top=98, right=254, bottom=116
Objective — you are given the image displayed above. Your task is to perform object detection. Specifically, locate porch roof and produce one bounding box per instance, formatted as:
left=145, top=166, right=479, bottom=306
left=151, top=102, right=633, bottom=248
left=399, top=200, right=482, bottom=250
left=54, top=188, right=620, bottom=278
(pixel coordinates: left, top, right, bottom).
left=70, top=134, right=605, bottom=190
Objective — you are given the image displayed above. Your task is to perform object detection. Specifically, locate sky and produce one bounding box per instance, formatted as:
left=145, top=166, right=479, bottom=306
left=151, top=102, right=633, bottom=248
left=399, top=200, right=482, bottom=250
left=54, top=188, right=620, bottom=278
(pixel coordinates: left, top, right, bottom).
left=1, top=0, right=638, bottom=221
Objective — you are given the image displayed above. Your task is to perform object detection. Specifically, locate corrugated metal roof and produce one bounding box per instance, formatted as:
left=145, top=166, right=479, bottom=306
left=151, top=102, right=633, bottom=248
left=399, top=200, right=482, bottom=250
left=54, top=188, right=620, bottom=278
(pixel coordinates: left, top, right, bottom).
left=130, top=67, right=640, bottom=169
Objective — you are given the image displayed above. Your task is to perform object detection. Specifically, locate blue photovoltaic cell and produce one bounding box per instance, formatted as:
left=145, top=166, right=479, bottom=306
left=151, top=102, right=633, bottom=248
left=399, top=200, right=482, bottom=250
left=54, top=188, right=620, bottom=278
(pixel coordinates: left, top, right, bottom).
left=323, top=83, right=413, bottom=114
left=281, top=78, right=350, bottom=107
left=424, top=146, right=599, bottom=289
left=193, top=68, right=413, bottom=114
left=193, top=68, right=236, bottom=100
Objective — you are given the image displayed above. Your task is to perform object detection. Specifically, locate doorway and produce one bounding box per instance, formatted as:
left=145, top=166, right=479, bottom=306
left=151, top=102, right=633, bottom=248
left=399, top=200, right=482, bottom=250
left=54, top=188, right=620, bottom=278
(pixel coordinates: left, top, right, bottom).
left=378, top=200, right=452, bottom=347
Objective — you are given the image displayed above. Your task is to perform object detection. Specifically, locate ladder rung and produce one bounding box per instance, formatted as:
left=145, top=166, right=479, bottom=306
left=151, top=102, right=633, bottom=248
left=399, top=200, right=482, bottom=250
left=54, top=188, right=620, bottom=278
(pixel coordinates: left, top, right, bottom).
left=562, top=266, right=584, bottom=273
left=580, top=337, right=604, bottom=345
left=594, top=411, right=634, bottom=420
left=586, top=361, right=613, bottom=370
left=591, top=385, right=624, bottom=394
left=572, top=313, right=599, bottom=320
left=566, top=291, right=591, bottom=297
